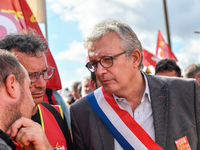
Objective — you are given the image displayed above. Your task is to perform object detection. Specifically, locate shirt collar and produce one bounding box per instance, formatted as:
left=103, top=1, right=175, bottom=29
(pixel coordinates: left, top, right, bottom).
left=141, top=72, right=151, bottom=102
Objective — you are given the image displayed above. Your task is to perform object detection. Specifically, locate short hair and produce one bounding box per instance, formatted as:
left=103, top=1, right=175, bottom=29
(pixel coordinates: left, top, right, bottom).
left=0, top=49, right=25, bottom=87
left=0, top=29, right=48, bottom=56
left=84, top=19, right=143, bottom=69
left=71, top=81, right=82, bottom=97
left=183, top=63, right=200, bottom=78
left=72, top=81, right=81, bottom=91
left=155, top=59, right=181, bottom=77
left=81, top=74, right=91, bottom=83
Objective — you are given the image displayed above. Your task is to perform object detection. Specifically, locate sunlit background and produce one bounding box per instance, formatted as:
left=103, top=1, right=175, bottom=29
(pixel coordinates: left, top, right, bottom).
left=36, top=0, right=200, bottom=90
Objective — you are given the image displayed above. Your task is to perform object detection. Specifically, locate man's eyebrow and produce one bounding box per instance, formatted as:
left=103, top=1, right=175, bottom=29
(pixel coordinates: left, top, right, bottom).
left=42, top=67, right=48, bottom=72
left=28, top=67, right=48, bottom=74
left=28, top=71, right=38, bottom=74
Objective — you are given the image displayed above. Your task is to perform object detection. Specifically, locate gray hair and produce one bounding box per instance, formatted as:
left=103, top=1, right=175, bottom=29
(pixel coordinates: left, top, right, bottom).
left=82, top=74, right=91, bottom=82
left=183, top=63, right=200, bottom=78
left=0, top=49, right=25, bottom=87
left=84, top=19, right=143, bottom=69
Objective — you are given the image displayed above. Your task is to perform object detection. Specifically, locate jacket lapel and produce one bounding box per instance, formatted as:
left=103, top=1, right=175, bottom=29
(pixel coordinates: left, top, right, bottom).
left=146, top=73, right=168, bottom=149
left=96, top=114, right=114, bottom=150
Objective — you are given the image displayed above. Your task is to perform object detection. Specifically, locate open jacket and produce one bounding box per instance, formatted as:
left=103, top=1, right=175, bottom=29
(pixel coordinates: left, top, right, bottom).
left=70, top=73, right=200, bottom=150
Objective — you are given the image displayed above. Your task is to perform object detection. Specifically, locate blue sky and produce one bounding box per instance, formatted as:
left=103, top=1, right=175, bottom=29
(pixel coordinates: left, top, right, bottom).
left=41, top=1, right=88, bottom=89
left=41, top=0, right=200, bottom=90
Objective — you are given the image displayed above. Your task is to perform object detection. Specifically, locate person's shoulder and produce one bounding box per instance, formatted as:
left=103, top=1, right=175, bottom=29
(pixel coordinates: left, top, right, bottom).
left=145, top=73, right=199, bottom=90
left=70, top=96, right=88, bottom=108
left=52, top=89, right=63, bottom=100
left=158, top=75, right=196, bottom=84
left=0, top=140, right=12, bottom=150
left=70, top=96, right=92, bottom=115
left=146, top=73, right=196, bottom=83
left=0, top=131, right=14, bottom=150
left=39, top=102, right=64, bottom=118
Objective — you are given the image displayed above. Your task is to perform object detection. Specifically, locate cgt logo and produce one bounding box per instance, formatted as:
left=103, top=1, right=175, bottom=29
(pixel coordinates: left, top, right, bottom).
left=0, top=15, right=17, bottom=36
left=56, top=142, right=65, bottom=150
left=57, top=146, right=65, bottom=150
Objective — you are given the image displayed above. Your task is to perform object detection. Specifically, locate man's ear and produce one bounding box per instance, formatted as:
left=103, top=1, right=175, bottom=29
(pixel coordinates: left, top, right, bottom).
left=131, top=49, right=141, bottom=68
left=89, top=79, right=97, bottom=90
left=5, top=74, right=18, bottom=99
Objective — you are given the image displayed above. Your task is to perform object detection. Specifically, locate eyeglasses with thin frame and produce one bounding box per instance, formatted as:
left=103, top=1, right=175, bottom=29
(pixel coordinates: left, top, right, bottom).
left=85, top=51, right=126, bottom=73
left=29, top=66, right=55, bottom=84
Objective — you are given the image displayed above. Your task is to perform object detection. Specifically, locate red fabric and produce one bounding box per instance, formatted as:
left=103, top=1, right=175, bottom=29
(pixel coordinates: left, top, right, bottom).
left=86, top=55, right=89, bottom=64
left=0, top=0, right=61, bottom=90
left=156, top=30, right=178, bottom=62
left=39, top=104, right=67, bottom=149
left=14, top=141, right=22, bottom=150
left=43, top=92, right=57, bottom=105
left=14, top=105, right=64, bottom=150
left=143, top=48, right=159, bottom=67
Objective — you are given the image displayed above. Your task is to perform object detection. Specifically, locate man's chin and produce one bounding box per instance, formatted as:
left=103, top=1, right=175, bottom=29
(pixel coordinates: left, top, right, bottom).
left=33, top=97, right=44, bottom=105
left=103, top=85, right=114, bottom=93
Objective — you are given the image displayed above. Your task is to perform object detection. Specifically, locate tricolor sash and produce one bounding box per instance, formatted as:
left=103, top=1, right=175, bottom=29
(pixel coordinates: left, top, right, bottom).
left=86, top=87, right=163, bottom=150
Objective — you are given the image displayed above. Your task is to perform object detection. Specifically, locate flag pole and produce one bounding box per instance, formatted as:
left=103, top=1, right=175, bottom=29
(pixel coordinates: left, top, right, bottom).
left=163, top=0, right=171, bottom=49
left=44, top=0, right=48, bottom=43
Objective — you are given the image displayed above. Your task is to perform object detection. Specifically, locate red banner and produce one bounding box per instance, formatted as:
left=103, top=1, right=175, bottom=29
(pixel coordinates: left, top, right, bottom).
left=143, top=48, right=159, bottom=67
left=0, top=0, right=61, bottom=90
left=156, top=30, right=178, bottom=62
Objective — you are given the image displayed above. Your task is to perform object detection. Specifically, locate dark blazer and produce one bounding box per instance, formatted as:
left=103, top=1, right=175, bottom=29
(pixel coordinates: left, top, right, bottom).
left=70, top=73, right=200, bottom=150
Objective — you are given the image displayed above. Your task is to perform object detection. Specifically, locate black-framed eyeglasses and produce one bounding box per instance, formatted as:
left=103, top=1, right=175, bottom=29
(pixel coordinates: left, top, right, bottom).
left=29, top=66, right=55, bottom=84
left=85, top=51, right=126, bottom=72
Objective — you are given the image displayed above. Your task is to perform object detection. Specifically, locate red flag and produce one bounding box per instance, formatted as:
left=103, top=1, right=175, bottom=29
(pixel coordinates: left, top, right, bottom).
left=0, top=0, right=61, bottom=90
left=143, top=48, right=159, bottom=67
left=156, top=30, right=178, bottom=62
left=86, top=55, right=89, bottom=64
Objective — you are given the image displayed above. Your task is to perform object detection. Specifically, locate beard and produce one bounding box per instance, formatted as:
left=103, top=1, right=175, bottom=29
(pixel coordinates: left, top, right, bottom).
left=4, top=85, right=26, bottom=131
left=4, top=101, right=22, bottom=131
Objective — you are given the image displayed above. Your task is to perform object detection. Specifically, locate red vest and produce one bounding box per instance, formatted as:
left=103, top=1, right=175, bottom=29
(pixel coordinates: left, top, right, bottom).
left=15, top=104, right=67, bottom=150
left=38, top=104, right=67, bottom=149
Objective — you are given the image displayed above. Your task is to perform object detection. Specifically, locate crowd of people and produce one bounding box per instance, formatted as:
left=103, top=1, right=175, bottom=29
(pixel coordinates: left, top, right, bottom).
left=65, top=73, right=98, bottom=106
left=0, top=19, right=200, bottom=150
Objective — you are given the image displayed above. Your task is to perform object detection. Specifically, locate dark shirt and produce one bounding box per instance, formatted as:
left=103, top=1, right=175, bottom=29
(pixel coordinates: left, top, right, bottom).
left=0, top=129, right=16, bottom=150
left=31, top=108, right=41, bottom=124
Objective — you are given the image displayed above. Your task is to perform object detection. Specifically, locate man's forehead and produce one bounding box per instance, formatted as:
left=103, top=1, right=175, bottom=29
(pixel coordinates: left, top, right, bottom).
left=87, top=33, right=120, bottom=59
left=88, top=50, right=100, bottom=57
left=87, top=43, right=106, bottom=59
left=10, top=49, right=44, bottom=57
left=88, top=49, right=113, bottom=61
left=11, top=50, right=48, bottom=72
left=88, top=50, right=107, bottom=62
left=20, top=64, right=31, bottom=82
left=20, top=63, right=28, bottom=74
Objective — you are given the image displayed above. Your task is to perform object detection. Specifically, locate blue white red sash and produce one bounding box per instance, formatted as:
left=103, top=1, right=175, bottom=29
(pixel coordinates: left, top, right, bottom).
left=86, top=87, right=163, bottom=150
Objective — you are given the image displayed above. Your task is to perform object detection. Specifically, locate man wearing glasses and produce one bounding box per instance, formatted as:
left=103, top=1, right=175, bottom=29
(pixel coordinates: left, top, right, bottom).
left=0, top=32, right=73, bottom=150
left=0, top=50, right=54, bottom=150
left=70, top=19, right=200, bottom=150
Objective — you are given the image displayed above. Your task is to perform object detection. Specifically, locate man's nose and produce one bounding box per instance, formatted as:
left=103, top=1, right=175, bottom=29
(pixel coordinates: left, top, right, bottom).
left=96, top=63, right=107, bottom=76
left=34, top=75, right=46, bottom=88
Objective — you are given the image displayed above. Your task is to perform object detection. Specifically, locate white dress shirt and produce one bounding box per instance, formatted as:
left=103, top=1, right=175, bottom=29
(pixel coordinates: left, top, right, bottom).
left=113, top=73, right=155, bottom=150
